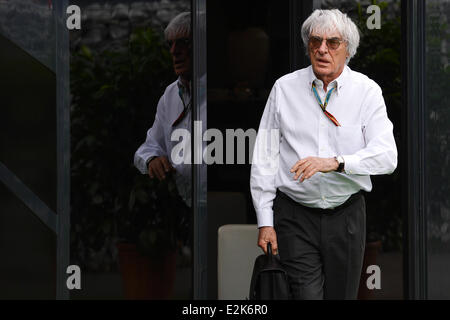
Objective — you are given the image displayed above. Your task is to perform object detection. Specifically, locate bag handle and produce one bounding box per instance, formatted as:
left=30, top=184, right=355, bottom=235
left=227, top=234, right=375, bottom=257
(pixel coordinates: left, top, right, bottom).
left=267, top=242, right=272, bottom=256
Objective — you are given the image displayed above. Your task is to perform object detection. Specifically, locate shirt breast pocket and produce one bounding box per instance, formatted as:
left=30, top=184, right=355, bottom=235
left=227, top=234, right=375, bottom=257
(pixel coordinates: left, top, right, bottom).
left=333, top=125, right=365, bottom=155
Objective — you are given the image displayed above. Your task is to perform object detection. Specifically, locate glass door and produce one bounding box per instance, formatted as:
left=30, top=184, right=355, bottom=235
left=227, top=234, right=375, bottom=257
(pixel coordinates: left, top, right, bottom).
left=424, top=0, right=450, bottom=299
left=69, top=0, right=193, bottom=300
left=205, top=0, right=404, bottom=300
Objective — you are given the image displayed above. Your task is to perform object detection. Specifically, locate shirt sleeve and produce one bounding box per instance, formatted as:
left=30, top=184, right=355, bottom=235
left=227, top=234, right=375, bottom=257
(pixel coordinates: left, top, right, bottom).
left=250, top=82, right=280, bottom=228
left=342, top=84, right=398, bottom=175
left=134, top=95, right=168, bottom=174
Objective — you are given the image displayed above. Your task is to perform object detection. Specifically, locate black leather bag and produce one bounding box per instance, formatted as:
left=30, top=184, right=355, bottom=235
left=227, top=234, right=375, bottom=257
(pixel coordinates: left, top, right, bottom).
left=249, top=243, right=290, bottom=300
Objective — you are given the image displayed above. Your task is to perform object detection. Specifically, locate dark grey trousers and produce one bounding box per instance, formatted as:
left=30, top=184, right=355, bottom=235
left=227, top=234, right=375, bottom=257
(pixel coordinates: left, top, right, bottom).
left=273, top=190, right=366, bottom=300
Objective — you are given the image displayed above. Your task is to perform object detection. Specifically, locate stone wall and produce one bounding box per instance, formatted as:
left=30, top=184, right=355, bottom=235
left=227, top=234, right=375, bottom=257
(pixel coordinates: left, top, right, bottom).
left=71, top=0, right=190, bottom=52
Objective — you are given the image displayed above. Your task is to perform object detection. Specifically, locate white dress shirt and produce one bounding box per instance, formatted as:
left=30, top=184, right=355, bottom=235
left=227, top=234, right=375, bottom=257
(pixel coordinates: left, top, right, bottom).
left=250, top=65, right=398, bottom=228
left=134, top=78, right=193, bottom=206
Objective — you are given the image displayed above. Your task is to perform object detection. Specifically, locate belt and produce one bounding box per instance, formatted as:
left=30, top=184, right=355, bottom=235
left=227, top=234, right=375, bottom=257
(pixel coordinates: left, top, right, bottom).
left=276, top=190, right=363, bottom=214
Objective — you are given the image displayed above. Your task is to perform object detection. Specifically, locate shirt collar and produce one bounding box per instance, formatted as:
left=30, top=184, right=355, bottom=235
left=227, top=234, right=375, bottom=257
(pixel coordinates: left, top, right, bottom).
left=307, top=65, right=349, bottom=96
left=177, top=77, right=191, bottom=96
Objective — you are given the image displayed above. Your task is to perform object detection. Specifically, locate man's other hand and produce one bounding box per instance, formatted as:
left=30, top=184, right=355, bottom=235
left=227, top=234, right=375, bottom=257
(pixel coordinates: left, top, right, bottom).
left=258, top=226, right=278, bottom=255
left=148, top=156, right=175, bottom=180
left=290, top=157, right=339, bottom=182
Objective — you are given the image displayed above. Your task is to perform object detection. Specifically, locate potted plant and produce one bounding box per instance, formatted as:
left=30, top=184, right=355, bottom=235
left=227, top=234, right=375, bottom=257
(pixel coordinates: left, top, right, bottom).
left=357, top=231, right=382, bottom=299
left=70, top=27, right=190, bottom=298
left=116, top=172, right=190, bottom=299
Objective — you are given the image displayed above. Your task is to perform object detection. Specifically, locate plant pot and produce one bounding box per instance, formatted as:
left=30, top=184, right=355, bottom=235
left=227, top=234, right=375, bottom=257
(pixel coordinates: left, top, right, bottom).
left=116, top=243, right=177, bottom=300
left=357, top=240, right=382, bottom=300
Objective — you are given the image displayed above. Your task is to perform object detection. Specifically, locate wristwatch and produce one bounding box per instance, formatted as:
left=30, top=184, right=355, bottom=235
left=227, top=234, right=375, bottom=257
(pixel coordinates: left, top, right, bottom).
left=335, top=156, right=345, bottom=173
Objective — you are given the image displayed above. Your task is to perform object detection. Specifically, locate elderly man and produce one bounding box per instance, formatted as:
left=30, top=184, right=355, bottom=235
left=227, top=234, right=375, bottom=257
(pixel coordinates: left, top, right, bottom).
left=250, top=9, right=397, bottom=300
left=134, top=12, right=193, bottom=206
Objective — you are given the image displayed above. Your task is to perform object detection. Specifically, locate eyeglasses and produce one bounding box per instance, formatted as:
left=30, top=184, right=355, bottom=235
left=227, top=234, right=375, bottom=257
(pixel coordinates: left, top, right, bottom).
left=309, top=36, right=345, bottom=50
left=166, top=38, right=191, bottom=48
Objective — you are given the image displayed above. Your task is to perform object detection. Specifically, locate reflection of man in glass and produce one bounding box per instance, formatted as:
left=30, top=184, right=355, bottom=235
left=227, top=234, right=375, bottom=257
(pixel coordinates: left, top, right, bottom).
left=251, top=9, right=397, bottom=299
left=134, top=12, right=193, bottom=206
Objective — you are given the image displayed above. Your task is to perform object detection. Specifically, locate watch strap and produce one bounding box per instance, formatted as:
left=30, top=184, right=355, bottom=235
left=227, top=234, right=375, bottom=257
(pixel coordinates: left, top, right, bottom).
left=335, top=156, right=344, bottom=173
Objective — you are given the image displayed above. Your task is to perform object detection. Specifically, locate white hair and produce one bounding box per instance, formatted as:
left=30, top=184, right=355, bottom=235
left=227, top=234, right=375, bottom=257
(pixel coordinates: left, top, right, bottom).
left=301, top=9, right=360, bottom=64
left=164, top=12, right=191, bottom=39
